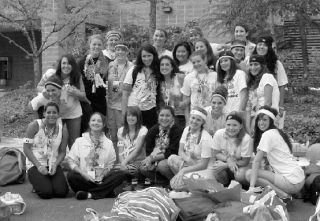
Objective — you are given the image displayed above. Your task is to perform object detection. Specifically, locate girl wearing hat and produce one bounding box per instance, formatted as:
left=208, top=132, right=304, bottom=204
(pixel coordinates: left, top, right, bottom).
left=140, top=106, right=183, bottom=181
left=216, top=50, right=248, bottom=114
left=204, top=85, right=228, bottom=137
left=102, top=30, right=123, bottom=61
left=152, top=29, right=172, bottom=58
left=194, top=38, right=217, bottom=71
left=78, top=34, right=108, bottom=117
left=181, top=50, right=218, bottom=121
left=173, top=41, right=193, bottom=75
left=233, top=23, right=255, bottom=58
left=247, top=54, right=280, bottom=133
left=159, top=55, right=187, bottom=128
left=122, top=43, right=161, bottom=129
left=210, top=111, right=252, bottom=185
left=246, top=106, right=305, bottom=199
left=168, top=106, right=214, bottom=180
left=107, top=42, right=134, bottom=151
left=253, top=36, right=288, bottom=118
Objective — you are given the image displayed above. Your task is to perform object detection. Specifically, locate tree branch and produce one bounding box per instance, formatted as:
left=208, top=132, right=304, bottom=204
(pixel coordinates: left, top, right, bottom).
left=0, top=32, right=32, bottom=55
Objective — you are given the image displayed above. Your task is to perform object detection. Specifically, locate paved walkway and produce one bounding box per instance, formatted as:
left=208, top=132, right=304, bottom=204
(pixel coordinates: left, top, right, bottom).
left=0, top=137, right=316, bottom=221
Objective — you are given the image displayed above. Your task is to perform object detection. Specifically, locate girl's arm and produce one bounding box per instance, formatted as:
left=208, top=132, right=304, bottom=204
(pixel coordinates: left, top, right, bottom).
left=182, top=95, right=190, bottom=124
left=214, top=150, right=228, bottom=162
left=238, top=88, right=248, bottom=111
left=122, top=134, right=146, bottom=165
left=54, top=125, right=68, bottom=166
left=122, top=84, right=131, bottom=117
left=263, top=84, right=273, bottom=107
left=236, top=157, right=250, bottom=167
left=249, top=150, right=264, bottom=188
left=23, top=121, right=41, bottom=168
left=180, top=157, right=210, bottom=174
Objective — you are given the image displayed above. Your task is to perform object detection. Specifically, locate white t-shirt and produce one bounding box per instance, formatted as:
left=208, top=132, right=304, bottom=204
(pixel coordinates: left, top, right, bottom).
left=257, top=129, right=305, bottom=184
left=249, top=73, right=280, bottom=115
left=224, top=69, right=247, bottom=113
left=180, top=70, right=218, bottom=110
left=211, top=128, right=252, bottom=159
left=117, top=126, right=148, bottom=163
left=275, top=60, right=288, bottom=87
left=123, top=66, right=158, bottom=111
left=179, top=61, right=194, bottom=75
left=180, top=126, right=213, bottom=162
left=204, top=106, right=227, bottom=137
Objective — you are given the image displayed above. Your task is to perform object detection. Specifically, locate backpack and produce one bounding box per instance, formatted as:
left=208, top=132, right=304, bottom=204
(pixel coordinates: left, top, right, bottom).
left=0, top=147, right=26, bottom=186
left=310, top=175, right=320, bottom=205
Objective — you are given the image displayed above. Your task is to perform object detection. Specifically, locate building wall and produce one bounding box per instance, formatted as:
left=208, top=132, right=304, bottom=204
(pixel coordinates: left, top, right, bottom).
left=0, top=31, right=41, bottom=88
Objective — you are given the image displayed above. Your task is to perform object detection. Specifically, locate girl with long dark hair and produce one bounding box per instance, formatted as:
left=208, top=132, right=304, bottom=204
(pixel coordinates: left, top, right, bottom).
left=173, top=41, right=193, bottom=75
left=122, top=43, right=162, bottom=129
left=246, top=106, right=305, bottom=199
left=194, top=38, right=217, bottom=70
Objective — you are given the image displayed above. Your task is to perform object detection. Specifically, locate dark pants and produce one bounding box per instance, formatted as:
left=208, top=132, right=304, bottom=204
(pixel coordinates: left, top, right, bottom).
left=67, top=170, right=128, bottom=199
left=141, top=107, right=158, bottom=130
left=28, top=166, right=69, bottom=199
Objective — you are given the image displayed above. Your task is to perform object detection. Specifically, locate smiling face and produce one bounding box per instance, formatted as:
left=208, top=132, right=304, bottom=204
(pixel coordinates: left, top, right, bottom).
left=141, top=50, right=154, bottom=67
left=158, top=109, right=174, bottom=128
left=234, top=26, right=248, bottom=41
left=106, top=36, right=120, bottom=50
left=60, top=57, right=72, bottom=77
left=211, top=96, right=225, bottom=115
left=257, top=114, right=271, bottom=132
left=220, top=58, right=231, bottom=72
left=231, top=47, right=245, bottom=60
left=191, top=55, right=206, bottom=72
left=153, top=30, right=166, bottom=47
left=189, top=32, right=201, bottom=45
left=249, top=62, right=262, bottom=76
left=195, top=41, right=207, bottom=54
left=225, top=119, right=242, bottom=138
left=115, top=46, right=128, bottom=59
left=189, top=114, right=204, bottom=131
left=256, top=42, right=268, bottom=56
left=89, top=113, right=105, bottom=133
left=45, top=85, right=61, bottom=101
left=160, top=58, right=173, bottom=77
left=89, top=38, right=103, bottom=58
left=44, top=105, right=59, bottom=125
left=176, top=45, right=189, bottom=64
left=126, top=112, right=138, bottom=126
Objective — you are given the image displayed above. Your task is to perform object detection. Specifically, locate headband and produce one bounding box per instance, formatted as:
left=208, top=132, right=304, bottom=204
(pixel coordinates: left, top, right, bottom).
left=257, top=109, right=276, bottom=120
left=226, top=114, right=242, bottom=124
left=115, top=44, right=129, bottom=50
left=190, top=110, right=207, bottom=122
left=45, top=81, right=62, bottom=89
left=106, top=32, right=122, bottom=40
left=211, top=94, right=227, bottom=104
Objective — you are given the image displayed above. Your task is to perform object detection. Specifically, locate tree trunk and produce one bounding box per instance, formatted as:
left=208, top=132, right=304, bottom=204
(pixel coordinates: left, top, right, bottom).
left=149, top=0, right=157, bottom=40
left=297, top=12, right=309, bottom=88
left=33, top=55, right=41, bottom=87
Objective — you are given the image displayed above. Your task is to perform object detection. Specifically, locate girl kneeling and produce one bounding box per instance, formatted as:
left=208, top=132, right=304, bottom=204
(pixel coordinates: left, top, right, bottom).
left=246, top=106, right=305, bottom=198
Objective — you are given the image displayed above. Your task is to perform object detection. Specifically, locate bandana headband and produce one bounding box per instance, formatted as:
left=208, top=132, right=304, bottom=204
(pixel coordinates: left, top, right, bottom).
left=226, top=114, right=242, bottom=124
left=211, top=94, right=227, bottom=104
left=190, top=110, right=207, bottom=122
left=257, top=109, right=276, bottom=120
left=45, top=82, right=62, bottom=89
left=115, top=44, right=129, bottom=50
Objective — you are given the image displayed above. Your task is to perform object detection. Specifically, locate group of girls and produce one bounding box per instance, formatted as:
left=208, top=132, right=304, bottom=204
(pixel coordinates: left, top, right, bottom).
left=23, top=24, right=304, bottom=202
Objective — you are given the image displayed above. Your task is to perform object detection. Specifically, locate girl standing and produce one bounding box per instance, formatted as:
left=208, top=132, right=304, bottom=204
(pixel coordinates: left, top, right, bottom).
left=233, top=23, right=256, bottom=57
left=246, top=106, right=305, bottom=199
left=159, top=55, right=186, bottom=128
left=152, top=29, right=172, bottom=58
left=122, top=44, right=161, bottom=129
left=173, top=41, right=193, bottom=75
left=216, top=50, right=248, bottom=113
left=102, top=30, right=123, bottom=62
left=194, top=38, right=217, bottom=70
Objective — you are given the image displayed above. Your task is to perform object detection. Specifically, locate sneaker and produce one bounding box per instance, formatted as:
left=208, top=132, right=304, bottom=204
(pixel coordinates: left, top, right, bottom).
left=76, top=191, right=89, bottom=200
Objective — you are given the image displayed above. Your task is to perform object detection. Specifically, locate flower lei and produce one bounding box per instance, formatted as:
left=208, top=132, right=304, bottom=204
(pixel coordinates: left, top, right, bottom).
left=154, top=121, right=174, bottom=153
left=85, top=133, right=103, bottom=169
left=42, top=121, right=58, bottom=165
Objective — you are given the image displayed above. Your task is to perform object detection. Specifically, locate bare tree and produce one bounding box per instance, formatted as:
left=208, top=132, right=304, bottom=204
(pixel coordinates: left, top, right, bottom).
left=0, top=0, right=110, bottom=86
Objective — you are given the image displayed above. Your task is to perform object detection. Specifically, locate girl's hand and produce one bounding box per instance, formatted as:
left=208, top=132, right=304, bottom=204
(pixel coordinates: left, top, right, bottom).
left=81, top=171, right=95, bottom=182
left=37, top=165, right=48, bottom=175
left=227, top=158, right=238, bottom=173
left=141, top=157, right=152, bottom=167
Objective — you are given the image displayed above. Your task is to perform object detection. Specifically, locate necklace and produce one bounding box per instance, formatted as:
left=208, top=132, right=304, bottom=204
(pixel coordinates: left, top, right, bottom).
left=162, top=78, right=173, bottom=105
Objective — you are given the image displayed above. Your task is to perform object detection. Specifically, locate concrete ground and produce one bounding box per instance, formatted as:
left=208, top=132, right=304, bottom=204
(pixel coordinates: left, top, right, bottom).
left=0, top=137, right=316, bottom=221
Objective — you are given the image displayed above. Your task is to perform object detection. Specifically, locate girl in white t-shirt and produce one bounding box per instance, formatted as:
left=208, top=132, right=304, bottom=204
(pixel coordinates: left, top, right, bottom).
left=216, top=50, right=248, bottom=113
left=180, top=51, right=219, bottom=122
left=168, top=107, right=213, bottom=181
left=117, top=106, right=148, bottom=175
left=247, top=54, right=280, bottom=133
left=173, top=41, right=193, bottom=75
left=246, top=106, right=305, bottom=199
left=211, top=112, right=252, bottom=185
